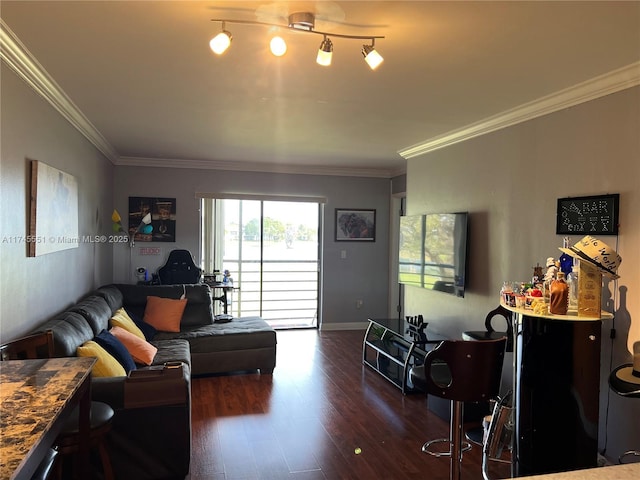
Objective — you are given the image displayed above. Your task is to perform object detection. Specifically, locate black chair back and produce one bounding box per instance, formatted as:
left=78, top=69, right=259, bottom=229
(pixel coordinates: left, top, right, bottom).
left=157, top=249, right=202, bottom=284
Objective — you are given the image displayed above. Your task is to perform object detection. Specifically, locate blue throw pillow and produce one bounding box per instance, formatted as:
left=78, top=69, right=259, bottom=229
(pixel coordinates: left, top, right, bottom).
left=94, top=329, right=137, bottom=373
left=124, top=307, right=157, bottom=341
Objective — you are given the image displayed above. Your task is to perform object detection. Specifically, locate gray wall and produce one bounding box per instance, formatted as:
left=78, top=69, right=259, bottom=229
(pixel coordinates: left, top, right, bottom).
left=113, top=166, right=390, bottom=328
left=405, top=86, right=640, bottom=462
left=0, top=64, right=114, bottom=340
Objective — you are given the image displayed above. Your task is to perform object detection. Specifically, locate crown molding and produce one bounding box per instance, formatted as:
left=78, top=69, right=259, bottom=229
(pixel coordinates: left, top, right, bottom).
left=0, top=19, right=119, bottom=163
left=398, top=61, right=640, bottom=159
left=116, top=155, right=397, bottom=178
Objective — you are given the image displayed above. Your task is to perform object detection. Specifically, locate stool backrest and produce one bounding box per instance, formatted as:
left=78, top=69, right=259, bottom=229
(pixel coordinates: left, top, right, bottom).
left=484, top=305, right=513, bottom=351
left=423, top=337, right=506, bottom=402
left=0, top=330, right=54, bottom=361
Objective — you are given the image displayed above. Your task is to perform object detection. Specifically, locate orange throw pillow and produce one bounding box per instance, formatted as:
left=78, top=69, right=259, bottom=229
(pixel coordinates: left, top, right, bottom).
left=110, top=326, right=158, bottom=365
left=143, top=296, right=187, bottom=333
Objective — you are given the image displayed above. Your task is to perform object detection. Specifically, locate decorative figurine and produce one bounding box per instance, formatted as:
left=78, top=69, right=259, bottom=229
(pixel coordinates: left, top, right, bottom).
left=544, top=257, right=558, bottom=282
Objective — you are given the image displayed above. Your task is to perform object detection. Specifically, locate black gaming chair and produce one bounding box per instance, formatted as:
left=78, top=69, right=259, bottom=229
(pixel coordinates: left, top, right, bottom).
left=157, top=249, right=203, bottom=284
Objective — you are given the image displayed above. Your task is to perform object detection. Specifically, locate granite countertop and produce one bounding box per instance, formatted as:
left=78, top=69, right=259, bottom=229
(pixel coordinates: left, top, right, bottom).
left=0, top=357, right=95, bottom=480
left=509, top=463, right=640, bottom=480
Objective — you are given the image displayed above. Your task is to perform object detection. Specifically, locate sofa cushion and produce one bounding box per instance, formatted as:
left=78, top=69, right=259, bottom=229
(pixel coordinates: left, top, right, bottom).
left=114, top=284, right=214, bottom=327
left=95, top=329, right=137, bottom=373
left=77, top=340, right=126, bottom=377
left=110, top=326, right=157, bottom=365
left=37, top=311, right=95, bottom=357
left=154, top=316, right=277, bottom=353
left=69, top=296, right=112, bottom=335
left=93, top=285, right=124, bottom=313
left=149, top=339, right=191, bottom=371
left=144, top=296, right=187, bottom=333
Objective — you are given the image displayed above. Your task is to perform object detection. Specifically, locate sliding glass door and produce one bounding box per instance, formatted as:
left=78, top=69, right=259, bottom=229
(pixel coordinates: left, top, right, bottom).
left=202, top=198, right=320, bottom=328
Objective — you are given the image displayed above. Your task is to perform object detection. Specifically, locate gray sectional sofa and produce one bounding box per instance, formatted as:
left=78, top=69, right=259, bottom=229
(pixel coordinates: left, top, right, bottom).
left=112, top=283, right=277, bottom=375
left=32, top=283, right=277, bottom=480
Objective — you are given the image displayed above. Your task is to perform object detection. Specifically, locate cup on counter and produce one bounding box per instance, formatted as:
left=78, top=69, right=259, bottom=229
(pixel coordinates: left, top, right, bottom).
left=504, top=292, right=516, bottom=307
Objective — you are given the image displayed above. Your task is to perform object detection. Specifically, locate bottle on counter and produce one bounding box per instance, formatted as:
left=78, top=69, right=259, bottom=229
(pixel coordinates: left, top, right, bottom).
left=559, top=237, right=574, bottom=276
left=542, top=257, right=558, bottom=302
left=549, top=271, right=569, bottom=315
left=501, top=281, right=515, bottom=306
left=566, top=265, right=578, bottom=310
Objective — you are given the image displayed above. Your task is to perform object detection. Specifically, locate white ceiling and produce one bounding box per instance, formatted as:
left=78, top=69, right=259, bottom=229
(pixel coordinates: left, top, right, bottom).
left=2, top=1, right=640, bottom=177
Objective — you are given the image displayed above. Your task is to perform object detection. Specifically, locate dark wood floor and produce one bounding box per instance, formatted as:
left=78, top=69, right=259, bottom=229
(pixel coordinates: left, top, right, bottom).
left=188, top=329, right=511, bottom=480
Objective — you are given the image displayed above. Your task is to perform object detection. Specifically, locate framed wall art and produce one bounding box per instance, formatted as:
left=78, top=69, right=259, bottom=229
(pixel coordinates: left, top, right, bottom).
left=335, top=208, right=376, bottom=242
left=128, top=197, right=176, bottom=242
left=28, top=160, right=79, bottom=256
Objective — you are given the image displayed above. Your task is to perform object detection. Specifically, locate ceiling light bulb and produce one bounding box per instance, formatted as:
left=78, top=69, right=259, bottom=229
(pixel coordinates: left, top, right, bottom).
left=362, top=44, right=383, bottom=70
left=270, top=36, right=287, bottom=56
left=210, top=31, right=232, bottom=55
left=316, top=37, right=333, bottom=66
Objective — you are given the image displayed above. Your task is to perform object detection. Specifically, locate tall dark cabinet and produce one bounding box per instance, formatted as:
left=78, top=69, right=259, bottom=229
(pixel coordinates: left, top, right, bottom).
left=506, top=307, right=612, bottom=477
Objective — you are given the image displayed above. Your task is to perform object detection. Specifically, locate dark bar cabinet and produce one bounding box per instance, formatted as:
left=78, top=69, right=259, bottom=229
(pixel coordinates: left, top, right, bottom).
left=505, top=305, right=612, bottom=476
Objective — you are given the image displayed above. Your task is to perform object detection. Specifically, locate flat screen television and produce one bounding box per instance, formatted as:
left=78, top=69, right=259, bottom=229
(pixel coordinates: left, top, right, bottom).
left=398, top=212, right=469, bottom=297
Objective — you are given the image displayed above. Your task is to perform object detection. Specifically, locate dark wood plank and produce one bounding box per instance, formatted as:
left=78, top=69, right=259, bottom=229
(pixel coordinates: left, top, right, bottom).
left=189, top=329, right=511, bottom=480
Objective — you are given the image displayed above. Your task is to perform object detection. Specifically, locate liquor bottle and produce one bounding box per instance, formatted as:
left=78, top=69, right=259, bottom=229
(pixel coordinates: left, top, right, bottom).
left=566, top=265, right=578, bottom=310
left=549, top=271, right=569, bottom=315
left=559, top=237, right=574, bottom=276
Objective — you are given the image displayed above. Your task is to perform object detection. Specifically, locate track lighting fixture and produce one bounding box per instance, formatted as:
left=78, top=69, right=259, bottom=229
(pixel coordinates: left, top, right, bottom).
left=316, top=36, right=333, bottom=66
left=209, top=12, right=384, bottom=70
left=362, top=40, right=384, bottom=70
left=209, top=21, right=232, bottom=55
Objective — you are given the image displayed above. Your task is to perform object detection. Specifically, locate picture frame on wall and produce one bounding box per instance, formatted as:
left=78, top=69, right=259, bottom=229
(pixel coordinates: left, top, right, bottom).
left=28, top=160, right=79, bottom=257
left=335, top=208, right=376, bottom=242
left=128, top=197, right=176, bottom=242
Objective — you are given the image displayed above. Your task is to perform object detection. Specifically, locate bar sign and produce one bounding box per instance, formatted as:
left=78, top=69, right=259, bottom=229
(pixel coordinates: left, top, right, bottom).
left=556, top=193, right=619, bottom=235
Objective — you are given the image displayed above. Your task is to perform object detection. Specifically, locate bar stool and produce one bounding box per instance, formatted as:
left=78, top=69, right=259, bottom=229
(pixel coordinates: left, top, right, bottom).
left=410, top=338, right=507, bottom=480
left=461, top=305, right=514, bottom=477
left=462, top=305, right=513, bottom=352
left=609, top=361, right=640, bottom=464
left=54, top=402, right=115, bottom=480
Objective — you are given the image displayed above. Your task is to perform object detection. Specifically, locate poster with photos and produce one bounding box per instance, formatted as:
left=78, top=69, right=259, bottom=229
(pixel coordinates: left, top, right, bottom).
left=128, top=197, right=176, bottom=242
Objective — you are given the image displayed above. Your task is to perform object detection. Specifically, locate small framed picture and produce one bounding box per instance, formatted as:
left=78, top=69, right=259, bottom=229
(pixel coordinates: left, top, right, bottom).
left=335, top=209, right=376, bottom=242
